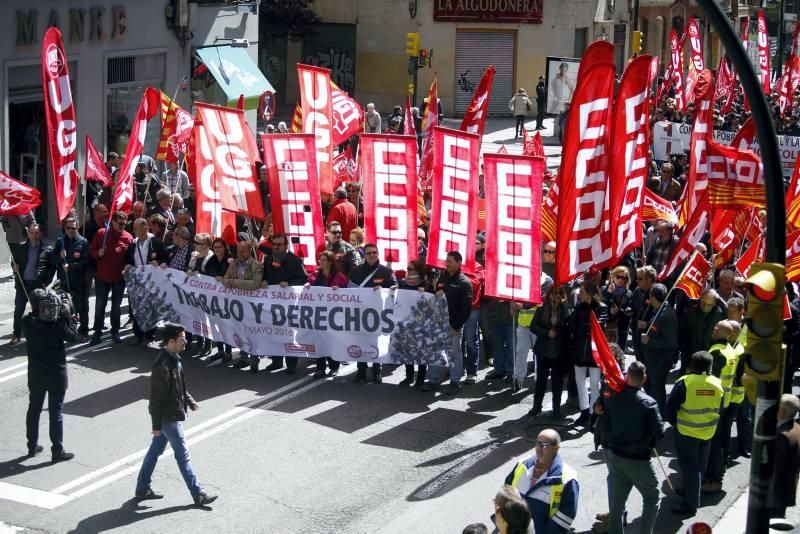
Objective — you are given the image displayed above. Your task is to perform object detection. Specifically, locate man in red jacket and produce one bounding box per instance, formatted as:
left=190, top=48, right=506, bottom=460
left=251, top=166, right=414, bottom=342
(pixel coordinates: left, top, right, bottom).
left=90, top=211, right=133, bottom=345
left=326, top=187, right=357, bottom=242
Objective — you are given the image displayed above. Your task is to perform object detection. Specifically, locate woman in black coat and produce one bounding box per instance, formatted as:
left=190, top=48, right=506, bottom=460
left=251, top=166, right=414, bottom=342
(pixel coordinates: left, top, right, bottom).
left=571, top=281, right=608, bottom=426
left=195, top=237, right=233, bottom=363
left=529, top=285, right=572, bottom=418
left=602, top=266, right=633, bottom=348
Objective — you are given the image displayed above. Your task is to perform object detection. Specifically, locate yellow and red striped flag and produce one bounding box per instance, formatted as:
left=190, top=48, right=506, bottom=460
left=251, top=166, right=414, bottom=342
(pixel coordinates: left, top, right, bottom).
left=290, top=103, right=303, bottom=133
left=675, top=251, right=711, bottom=299
left=156, top=91, right=177, bottom=161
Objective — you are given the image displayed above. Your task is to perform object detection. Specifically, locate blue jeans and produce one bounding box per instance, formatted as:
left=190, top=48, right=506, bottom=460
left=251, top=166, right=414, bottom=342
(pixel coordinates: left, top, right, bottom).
left=490, top=323, right=514, bottom=377
left=26, top=387, right=65, bottom=456
left=462, top=310, right=480, bottom=376
left=136, top=420, right=202, bottom=498
left=94, top=279, right=125, bottom=334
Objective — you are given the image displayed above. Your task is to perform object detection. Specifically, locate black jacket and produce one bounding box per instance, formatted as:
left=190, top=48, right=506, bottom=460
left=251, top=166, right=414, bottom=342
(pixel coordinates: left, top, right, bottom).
left=571, top=300, right=608, bottom=366
left=605, top=385, right=665, bottom=460
left=12, top=240, right=53, bottom=287
left=435, top=270, right=473, bottom=330
left=530, top=300, right=572, bottom=360
left=348, top=262, right=396, bottom=288
left=202, top=254, right=231, bottom=278
left=148, top=350, right=196, bottom=431
left=644, top=303, right=679, bottom=356
left=263, top=252, right=308, bottom=286
left=125, top=236, right=166, bottom=267
left=51, top=234, right=89, bottom=288
left=22, top=313, right=79, bottom=391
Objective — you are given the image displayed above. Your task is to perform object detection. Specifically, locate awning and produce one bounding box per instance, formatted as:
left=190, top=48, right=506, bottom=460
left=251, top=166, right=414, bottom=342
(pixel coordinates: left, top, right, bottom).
left=195, top=45, right=275, bottom=110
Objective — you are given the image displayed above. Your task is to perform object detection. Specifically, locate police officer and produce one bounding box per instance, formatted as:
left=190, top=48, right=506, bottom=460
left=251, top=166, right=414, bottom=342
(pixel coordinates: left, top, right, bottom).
left=665, top=351, right=724, bottom=515
left=703, top=320, right=738, bottom=493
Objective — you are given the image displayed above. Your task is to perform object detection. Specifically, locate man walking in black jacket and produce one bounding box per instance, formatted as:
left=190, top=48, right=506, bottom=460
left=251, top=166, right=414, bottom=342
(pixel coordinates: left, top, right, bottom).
left=23, top=289, right=79, bottom=461
left=51, top=218, right=90, bottom=339
left=134, top=323, right=217, bottom=506
left=603, top=361, right=665, bottom=534
left=424, top=251, right=473, bottom=394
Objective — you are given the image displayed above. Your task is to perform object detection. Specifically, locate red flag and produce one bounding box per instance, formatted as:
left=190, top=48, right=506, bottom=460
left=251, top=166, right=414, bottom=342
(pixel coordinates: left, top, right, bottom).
left=731, top=117, right=756, bottom=151
left=670, top=30, right=686, bottom=112
left=330, top=82, right=363, bottom=145
left=428, top=126, right=479, bottom=274
left=746, top=209, right=765, bottom=243
left=777, top=29, right=800, bottom=115
left=706, top=141, right=765, bottom=210
left=658, top=191, right=710, bottom=281
left=642, top=188, right=678, bottom=225
left=189, top=123, right=236, bottom=243
left=483, top=153, right=544, bottom=304
left=0, top=171, right=41, bottom=216
left=42, top=27, right=79, bottom=221
left=261, top=133, right=325, bottom=269
left=657, top=63, right=674, bottom=106
left=757, top=10, right=771, bottom=95
left=578, top=41, right=615, bottom=83
left=298, top=64, right=334, bottom=195
left=541, top=183, right=559, bottom=243
left=685, top=19, right=705, bottom=107
left=787, top=153, right=800, bottom=232
left=112, top=87, right=160, bottom=214
left=554, top=62, right=616, bottom=285
left=460, top=66, right=495, bottom=138
left=361, top=134, right=419, bottom=269
left=679, top=69, right=714, bottom=226
left=84, top=136, right=112, bottom=187
left=590, top=310, right=625, bottom=392
left=291, top=103, right=303, bottom=133
left=418, top=75, right=439, bottom=185
left=610, top=55, right=659, bottom=263
left=404, top=94, right=417, bottom=137
left=711, top=208, right=751, bottom=268
left=476, top=197, right=486, bottom=231
left=522, top=128, right=545, bottom=157
left=675, top=251, right=712, bottom=299
left=715, top=55, right=733, bottom=102
left=332, top=146, right=356, bottom=191
left=736, top=234, right=764, bottom=279
left=723, top=20, right=751, bottom=115
left=786, top=229, right=800, bottom=282
left=236, top=94, right=245, bottom=110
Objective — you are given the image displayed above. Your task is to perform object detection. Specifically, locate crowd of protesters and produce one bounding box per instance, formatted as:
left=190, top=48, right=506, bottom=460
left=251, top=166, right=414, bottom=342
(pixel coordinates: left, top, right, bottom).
left=5, top=88, right=800, bottom=533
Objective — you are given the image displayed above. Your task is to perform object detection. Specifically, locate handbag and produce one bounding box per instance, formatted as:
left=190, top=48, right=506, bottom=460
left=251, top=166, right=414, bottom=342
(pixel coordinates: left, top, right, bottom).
left=526, top=100, right=532, bottom=111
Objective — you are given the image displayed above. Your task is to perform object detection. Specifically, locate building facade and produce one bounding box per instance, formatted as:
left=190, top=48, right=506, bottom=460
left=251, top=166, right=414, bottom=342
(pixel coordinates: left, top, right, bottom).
left=0, top=0, right=258, bottom=234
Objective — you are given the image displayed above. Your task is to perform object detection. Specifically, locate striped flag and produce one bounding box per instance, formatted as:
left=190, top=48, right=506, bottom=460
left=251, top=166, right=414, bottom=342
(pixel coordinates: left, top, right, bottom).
left=675, top=251, right=711, bottom=299
left=642, top=188, right=678, bottom=225
left=541, top=183, right=558, bottom=242
left=291, top=103, right=303, bottom=133
left=787, top=229, right=800, bottom=282
left=156, top=91, right=176, bottom=161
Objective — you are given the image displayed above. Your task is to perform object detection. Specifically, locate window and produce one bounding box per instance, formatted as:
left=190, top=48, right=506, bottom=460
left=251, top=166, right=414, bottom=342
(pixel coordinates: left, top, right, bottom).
left=574, top=28, right=588, bottom=58
left=106, top=53, right=165, bottom=158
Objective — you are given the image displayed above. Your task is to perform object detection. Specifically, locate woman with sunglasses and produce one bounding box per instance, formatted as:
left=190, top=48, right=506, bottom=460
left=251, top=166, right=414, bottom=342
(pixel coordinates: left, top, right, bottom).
left=186, top=233, right=215, bottom=356
left=398, top=260, right=432, bottom=387
left=603, top=266, right=633, bottom=347
left=529, top=285, right=571, bottom=418
left=306, top=251, right=348, bottom=378
left=202, top=238, right=235, bottom=363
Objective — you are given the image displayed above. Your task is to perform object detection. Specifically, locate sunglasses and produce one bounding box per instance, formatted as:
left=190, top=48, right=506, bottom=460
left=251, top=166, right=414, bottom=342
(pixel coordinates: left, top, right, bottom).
left=330, top=230, right=342, bottom=235
left=544, top=250, right=555, bottom=254
left=614, top=275, right=628, bottom=280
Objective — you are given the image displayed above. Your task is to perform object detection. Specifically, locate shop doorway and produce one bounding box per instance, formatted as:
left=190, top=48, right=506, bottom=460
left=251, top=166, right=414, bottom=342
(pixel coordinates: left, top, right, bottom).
left=8, top=97, right=47, bottom=231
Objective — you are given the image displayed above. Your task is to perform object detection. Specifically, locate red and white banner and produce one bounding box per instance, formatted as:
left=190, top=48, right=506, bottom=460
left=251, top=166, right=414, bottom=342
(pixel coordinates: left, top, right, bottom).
left=777, top=29, right=800, bottom=115
left=787, top=153, right=800, bottom=232
left=706, top=140, right=765, bottom=209
left=736, top=233, right=764, bottom=279
left=332, top=145, right=357, bottom=191
left=84, top=135, right=112, bottom=187
left=658, top=191, right=710, bottom=281
left=670, top=30, right=686, bottom=112
left=261, top=134, right=325, bottom=268
left=758, top=10, right=771, bottom=95
left=715, top=55, right=733, bottom=102
left=685, top=19, right=704, bottom=107
left=404, top=94, right=417, bottom=137
left=428, top=127, right=479, bottom=274
left=555, top=62, right=616, bottom=285
left=418, top=75, right=439, bottom=185
left=460, top=66, right=495, bottom=138
left=679, top=69, right=714, bottom=226
left=112, top=87, right=160, bottom=214
left=731, top=117, right=756, bottom=151
left=590, top=310, right=625, bottom=393
left=578, top=41, right=615, bottom=83
left=523, top=128, right=545, bottom=157
left=610, top=55, right=659, bottom=263
left=0, top=171, right=41, bottom=216
left=675, top=251, right=711, bottom=299
left=361, top=135, right=418, bottom=269
left=298, top=64, right=334, bottom=195
left=541, top=183, right=559, bottom=243
left=642, top=188, right=678, bottom=225
left=331, top=82, right=363, bottom=146
left=189, top=117, right=234, bottom=243
left=483, top=153, right=544, bottom=304
left=711, top=208, right=751, bottom=268
left=787, top=229, right=800, bottom=282
left=42, top=27, right=79, bottom=221
left=194, top=103, right=264, bottom=220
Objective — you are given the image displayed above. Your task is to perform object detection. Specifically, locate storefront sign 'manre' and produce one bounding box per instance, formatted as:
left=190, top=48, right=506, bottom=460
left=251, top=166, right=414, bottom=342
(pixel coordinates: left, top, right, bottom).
left=16, top=6, right=127, bottom=46
left=434, top=0, right=543, bottom=23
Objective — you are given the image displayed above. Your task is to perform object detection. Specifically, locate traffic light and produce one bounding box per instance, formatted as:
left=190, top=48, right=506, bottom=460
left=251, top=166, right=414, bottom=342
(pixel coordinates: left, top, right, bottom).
left=406, top=32, right=420, bottom=57
left=632, top=30, right=644, bottom=54
left=408, top=57, right=418, bottom=75
left=743, top=262, right=786, bottom=382
left=418, top=49, right=428, bottom=67
left=408, top=83, right=415, bottom=95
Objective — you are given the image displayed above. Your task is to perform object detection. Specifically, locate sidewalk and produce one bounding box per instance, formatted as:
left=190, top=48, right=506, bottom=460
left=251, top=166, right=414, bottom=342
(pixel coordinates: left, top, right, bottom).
left=714, top=489, right=800, bottom=533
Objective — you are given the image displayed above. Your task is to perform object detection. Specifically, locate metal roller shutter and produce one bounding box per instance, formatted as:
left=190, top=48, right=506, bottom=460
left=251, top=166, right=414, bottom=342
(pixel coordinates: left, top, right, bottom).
left=455, top=31, right=516, bottom=116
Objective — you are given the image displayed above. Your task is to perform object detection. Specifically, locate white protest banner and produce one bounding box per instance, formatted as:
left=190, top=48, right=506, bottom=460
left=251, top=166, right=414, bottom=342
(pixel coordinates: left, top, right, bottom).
left=652, top=120, right=800, bottom=178
left=125, top=266, right=452, bottom=365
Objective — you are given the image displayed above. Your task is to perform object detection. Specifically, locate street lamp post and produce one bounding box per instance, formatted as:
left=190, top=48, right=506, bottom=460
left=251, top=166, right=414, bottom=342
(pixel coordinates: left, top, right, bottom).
left=694, top=1, right=785, bottom=532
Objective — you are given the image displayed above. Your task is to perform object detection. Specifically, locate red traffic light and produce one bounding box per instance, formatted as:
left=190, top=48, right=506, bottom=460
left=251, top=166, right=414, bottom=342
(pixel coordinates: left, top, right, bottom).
left=420, top=49, right=427, bottom=57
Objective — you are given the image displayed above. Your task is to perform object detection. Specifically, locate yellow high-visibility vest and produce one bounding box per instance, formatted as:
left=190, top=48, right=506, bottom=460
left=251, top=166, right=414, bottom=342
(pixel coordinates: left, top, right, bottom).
left=709, top=342, right=737, bottom=408
left=676, top=374, right=724, bottom=441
